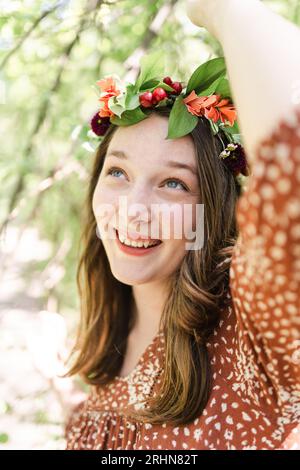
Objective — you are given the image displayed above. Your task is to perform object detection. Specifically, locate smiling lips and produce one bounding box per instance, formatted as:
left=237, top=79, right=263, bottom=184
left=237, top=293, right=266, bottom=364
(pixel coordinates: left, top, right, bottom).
left=116, top=228, right=161, bottom=244
left=115, top=229, right=162, bottom=252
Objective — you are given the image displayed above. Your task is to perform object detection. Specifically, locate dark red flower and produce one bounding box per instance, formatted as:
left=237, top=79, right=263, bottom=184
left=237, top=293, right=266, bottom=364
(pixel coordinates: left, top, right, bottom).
left=90, top=112, right=111, bottom=136
left=220, top=143, right=249, bottom=177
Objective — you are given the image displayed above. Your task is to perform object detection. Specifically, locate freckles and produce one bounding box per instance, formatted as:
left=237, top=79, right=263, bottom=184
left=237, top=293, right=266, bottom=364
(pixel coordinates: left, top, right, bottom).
left=94, top=181, right=114, bottom=206
left=93, top=186, right=118, bottom=235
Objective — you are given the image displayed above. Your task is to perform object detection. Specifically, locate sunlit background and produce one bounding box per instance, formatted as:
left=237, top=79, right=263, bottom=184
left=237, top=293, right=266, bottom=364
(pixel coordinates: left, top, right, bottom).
left=0, top=0, right=299, bottom=450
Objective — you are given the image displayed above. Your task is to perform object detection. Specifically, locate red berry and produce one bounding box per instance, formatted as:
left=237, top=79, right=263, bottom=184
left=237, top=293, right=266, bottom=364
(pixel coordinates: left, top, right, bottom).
left=171, top=82, right=182, bottom=94
left=139, top=91, right=153, bottom=108
left=152, top=87, right=167, bottom=103
left=163, top=76, right=173, bottom=86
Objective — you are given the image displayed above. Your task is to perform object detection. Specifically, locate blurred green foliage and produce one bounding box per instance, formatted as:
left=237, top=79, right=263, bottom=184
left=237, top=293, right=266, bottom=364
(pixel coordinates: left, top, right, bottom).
left=0, top=0, right=299, bottom=451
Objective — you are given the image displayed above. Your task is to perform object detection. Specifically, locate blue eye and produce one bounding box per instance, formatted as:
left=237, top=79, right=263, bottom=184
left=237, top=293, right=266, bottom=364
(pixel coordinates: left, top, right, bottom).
left=165, top=179, right=188, bottom=191
left=106, top=167, right=125, bottom=178
left=106, top=167, right=188, bottom=191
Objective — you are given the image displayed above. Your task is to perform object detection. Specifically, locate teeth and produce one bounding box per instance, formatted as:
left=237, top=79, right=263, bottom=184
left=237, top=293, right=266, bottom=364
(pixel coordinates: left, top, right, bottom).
left=118, top=232, right=159, bottom=248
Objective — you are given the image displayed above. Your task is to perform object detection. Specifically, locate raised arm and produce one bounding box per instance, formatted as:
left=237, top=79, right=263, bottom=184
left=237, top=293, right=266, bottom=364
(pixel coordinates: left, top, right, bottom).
left=186, top=0, right=300, bottom=163
left=186, top=1, right=300, bottom=439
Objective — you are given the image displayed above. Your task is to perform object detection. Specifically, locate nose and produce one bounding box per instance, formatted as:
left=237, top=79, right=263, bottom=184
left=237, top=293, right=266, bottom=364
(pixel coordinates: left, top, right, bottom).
left=117, top=182, right=155, bottom=239
left=127, top=179, right=151, bottom=203
left=124, top=182, right=152, bottom=218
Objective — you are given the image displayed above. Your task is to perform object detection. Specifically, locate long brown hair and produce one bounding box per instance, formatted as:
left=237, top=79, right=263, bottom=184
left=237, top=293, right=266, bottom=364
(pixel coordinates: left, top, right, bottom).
left=64, top=106, right=248, bottom=426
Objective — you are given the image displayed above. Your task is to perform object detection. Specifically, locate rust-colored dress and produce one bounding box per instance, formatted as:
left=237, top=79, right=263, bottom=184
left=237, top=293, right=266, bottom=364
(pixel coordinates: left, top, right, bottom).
left=65, top=105, right=300, bottom=450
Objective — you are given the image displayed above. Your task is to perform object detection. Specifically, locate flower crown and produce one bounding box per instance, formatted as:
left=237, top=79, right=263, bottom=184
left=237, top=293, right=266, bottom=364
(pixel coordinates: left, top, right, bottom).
left=90, top=51, right=249, bottom=185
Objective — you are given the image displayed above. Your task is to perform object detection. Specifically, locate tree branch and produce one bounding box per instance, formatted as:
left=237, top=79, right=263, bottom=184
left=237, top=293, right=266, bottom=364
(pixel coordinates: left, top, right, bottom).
left=0, top=3, right=61, bottom=71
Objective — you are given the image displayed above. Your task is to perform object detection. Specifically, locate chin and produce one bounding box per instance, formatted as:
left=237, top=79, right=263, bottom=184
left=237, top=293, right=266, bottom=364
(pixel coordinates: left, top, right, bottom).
left=111, top=270, right=155, bottom=286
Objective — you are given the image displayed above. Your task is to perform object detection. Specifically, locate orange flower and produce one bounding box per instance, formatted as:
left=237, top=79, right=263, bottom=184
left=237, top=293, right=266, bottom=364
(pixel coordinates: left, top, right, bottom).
left=183, top=90, right=237, bottom=127
left=206, top=96, right=237, bottom=126
left=183, top=90, right=219, bottom=116
left=96, top=76, right=121, bottom=118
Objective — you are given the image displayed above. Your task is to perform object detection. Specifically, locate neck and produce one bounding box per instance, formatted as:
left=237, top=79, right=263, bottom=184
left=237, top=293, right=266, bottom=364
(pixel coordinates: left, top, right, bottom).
left=130, top=278, right=171, bottom=339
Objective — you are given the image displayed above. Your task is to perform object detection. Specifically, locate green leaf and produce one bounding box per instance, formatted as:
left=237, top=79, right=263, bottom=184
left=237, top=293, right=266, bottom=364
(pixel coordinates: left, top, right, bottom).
left=186, top=57, right=226, bottom=95
left=155, top=98, right=169, bottom=108
left=197, top=76, right=224, bottom=97
left=125, top=93, right=140, bottom=110
left=232, top=134, right=242, bottom=144
left=108, top=95, right=125, bottom=117
left=209, top=119, right=220, bottom=136
left=139, top=79, right=160, bottom=91
left=135, top=50, right=166, bottom=91
left=139, top=80, right=175, bottom=94
left=167, top=96, right=198, bottom=139
left=214, top=78, right=232, bottom=99
left=157, top=82, right=176, bottom=93
left=119, top=83, right=140, bottom=110
left=110, top=107, right=148, bottom=127
left=221, top=120, right=240, bottom=135
left=116, top=93, right=126, bottom=106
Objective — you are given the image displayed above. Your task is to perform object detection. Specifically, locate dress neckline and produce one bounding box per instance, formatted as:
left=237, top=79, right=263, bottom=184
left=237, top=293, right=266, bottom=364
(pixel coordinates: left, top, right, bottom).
left=114, top=329, right=163, bottom=382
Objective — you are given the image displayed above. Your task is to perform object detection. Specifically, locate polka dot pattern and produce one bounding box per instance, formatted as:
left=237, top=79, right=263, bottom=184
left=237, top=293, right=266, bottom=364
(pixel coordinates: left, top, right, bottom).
left=65, top=106, right=300, bottom=450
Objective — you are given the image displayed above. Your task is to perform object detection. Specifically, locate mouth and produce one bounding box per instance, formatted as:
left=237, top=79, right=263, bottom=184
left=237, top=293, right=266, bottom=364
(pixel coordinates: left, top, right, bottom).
left=115, top=229, right=162, bottom=255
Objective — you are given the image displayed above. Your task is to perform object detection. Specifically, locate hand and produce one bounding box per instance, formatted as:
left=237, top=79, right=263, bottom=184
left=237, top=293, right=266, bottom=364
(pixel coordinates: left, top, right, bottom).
left=185, top=0, right=228, bottom=37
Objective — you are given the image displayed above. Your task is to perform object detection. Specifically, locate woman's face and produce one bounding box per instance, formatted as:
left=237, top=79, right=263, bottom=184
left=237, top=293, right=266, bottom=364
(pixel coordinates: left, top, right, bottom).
left=92, top=113, right=201, bottom=286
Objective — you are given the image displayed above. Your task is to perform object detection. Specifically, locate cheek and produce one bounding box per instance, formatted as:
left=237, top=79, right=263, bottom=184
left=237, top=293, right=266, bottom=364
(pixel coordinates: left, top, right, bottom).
left=161, top=238, right=187, bottom=275
left=159, top=201, right=199, bottom=241
left=93, top=176, right=119, bottom=211
left=92, top=180, right=119, bottom=238
left=93, top=178, right=108, bottom=205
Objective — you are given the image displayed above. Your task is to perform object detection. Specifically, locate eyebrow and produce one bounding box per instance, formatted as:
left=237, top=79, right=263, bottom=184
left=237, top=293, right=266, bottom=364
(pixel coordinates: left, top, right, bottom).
left=106, top=150, right=197, bottom=176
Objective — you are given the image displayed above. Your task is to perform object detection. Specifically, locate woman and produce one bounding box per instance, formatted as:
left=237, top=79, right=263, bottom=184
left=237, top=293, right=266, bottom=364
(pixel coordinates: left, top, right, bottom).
left=64, top=0, right=300, bottom=450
